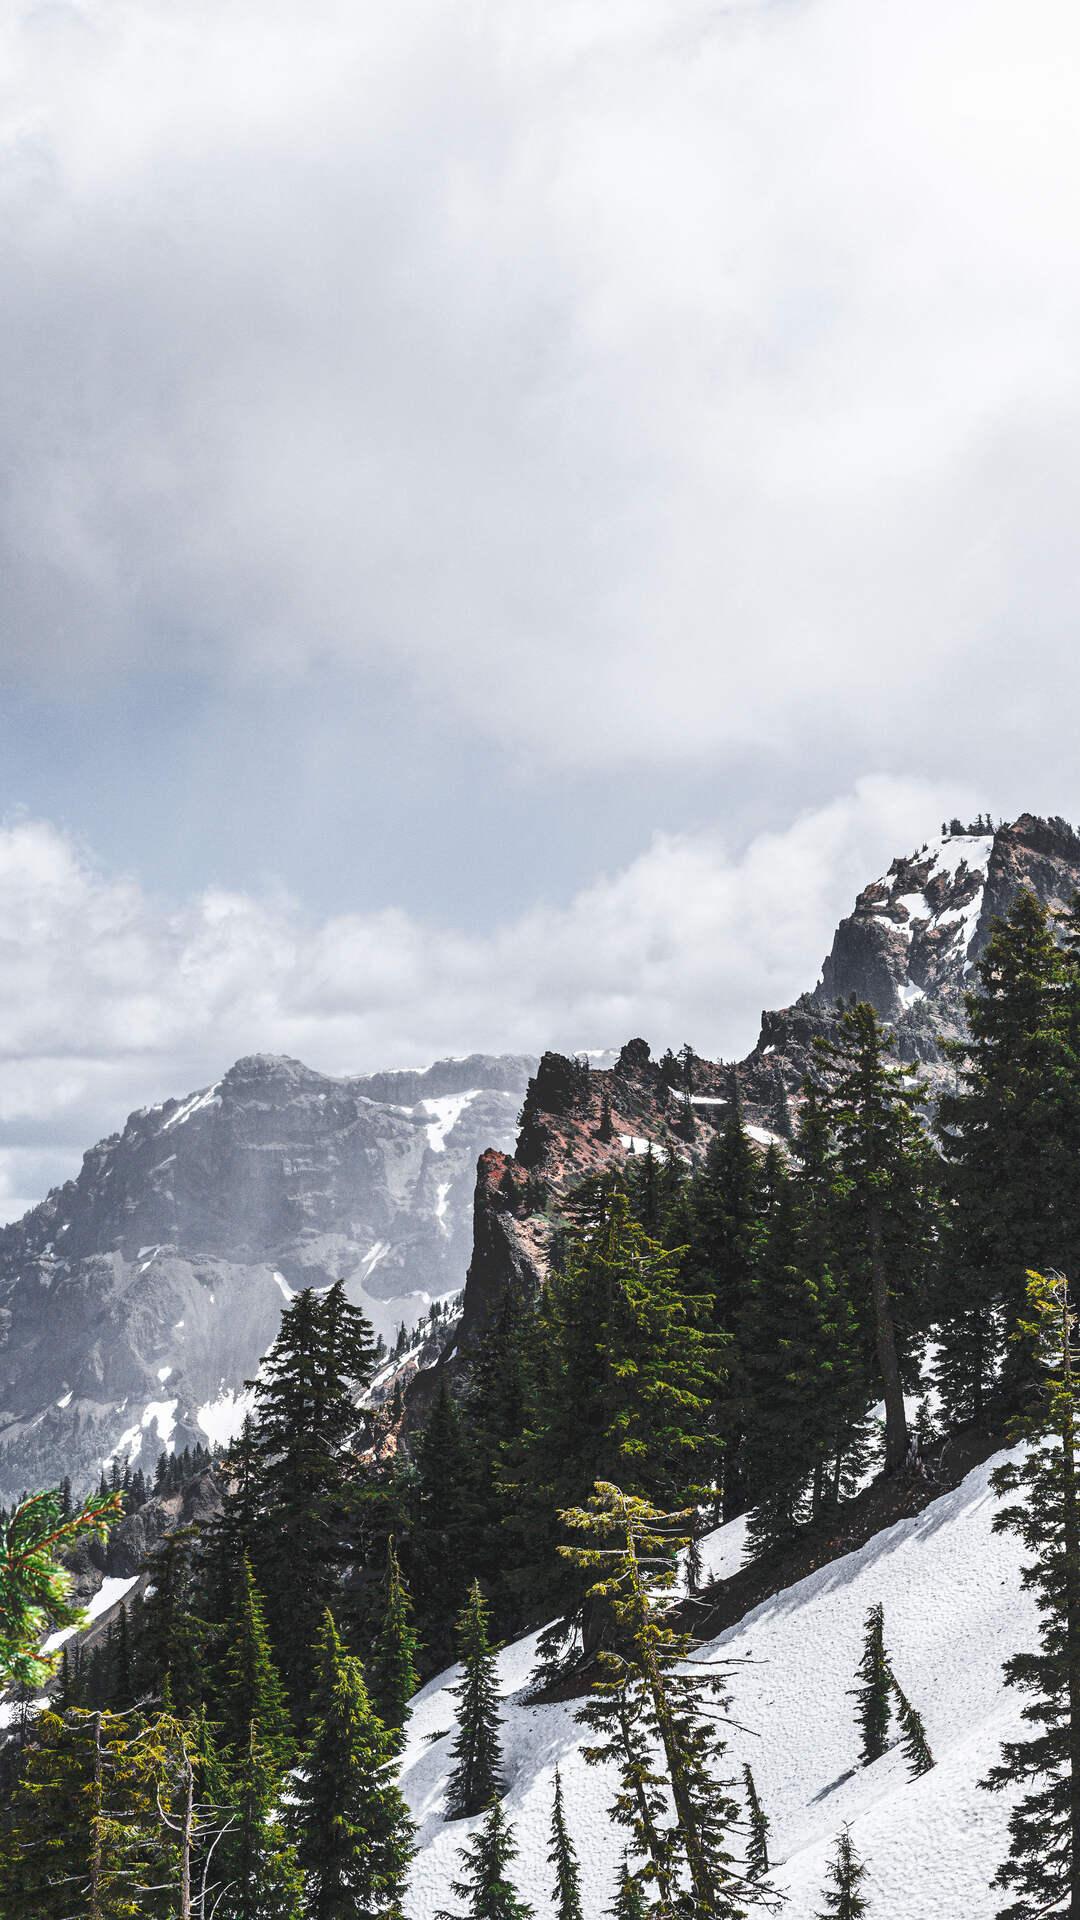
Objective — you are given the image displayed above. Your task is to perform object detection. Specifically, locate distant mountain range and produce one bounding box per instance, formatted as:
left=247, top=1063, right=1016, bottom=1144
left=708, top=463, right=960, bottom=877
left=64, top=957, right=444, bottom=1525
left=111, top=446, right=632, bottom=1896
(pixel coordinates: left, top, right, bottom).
left=0, top=1052, right=533, bottom=1498
left=3, top=811, right=1080, bottom=1501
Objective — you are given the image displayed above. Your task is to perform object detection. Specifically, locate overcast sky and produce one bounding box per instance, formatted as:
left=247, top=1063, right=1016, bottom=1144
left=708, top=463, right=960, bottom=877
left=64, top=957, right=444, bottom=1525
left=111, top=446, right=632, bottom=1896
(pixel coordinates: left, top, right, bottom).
left=0, top=0, right=1076, bottom=1218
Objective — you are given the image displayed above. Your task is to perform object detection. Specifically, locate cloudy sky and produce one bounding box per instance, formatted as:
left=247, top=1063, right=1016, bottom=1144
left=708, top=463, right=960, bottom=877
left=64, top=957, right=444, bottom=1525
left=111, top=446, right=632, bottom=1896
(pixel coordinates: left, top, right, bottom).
left=0, top=0, right=1075, bottom=1217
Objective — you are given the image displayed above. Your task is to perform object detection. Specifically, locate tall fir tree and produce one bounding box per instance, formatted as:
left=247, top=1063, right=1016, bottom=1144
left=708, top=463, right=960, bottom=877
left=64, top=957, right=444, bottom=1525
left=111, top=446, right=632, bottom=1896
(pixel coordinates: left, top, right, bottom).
left=413, top=1379, right=479, bottom=1642
left=214, top=1557, right=300, bottom=1920
left=506, top=1188, right=717, bottom=1635
left=743, top=1762, right=772, bottom=1879
left=936, top=892, right=1080, bottom=1420
left=982, top=1270, right=1080, bottom=1919
left=445, top=1581, right=505, bottom=1819
left=547, top=1767, right=584, bottom=1920
left=435, top=1798, right=534, bottom=1920
left=369, top=1536, right=422, bottom=1738
left=134, top=1527, right=207, bottom=1713
left=816, top=1828, right=869, bottom=1920
left=563, top=1482, right=775, bottom=1916
left=248, top=1283, right=379, bottom=1706
left=852, top=1602, right=891, bottom=1766
left=289, top=1609, right=415, bottom=1920
left=811, top=1003, right=938, bottom=1473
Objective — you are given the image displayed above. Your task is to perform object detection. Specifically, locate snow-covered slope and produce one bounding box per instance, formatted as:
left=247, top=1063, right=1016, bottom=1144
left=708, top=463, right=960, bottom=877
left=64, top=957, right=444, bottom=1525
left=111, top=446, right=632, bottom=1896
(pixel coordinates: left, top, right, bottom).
left=399, top=1449, right=1037, bottom=1917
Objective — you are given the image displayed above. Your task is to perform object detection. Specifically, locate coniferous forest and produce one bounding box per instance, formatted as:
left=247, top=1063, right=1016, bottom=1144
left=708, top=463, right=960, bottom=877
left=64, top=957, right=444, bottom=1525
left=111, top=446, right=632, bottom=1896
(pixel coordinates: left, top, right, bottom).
left=4, top=885, right=1080, bottom=1914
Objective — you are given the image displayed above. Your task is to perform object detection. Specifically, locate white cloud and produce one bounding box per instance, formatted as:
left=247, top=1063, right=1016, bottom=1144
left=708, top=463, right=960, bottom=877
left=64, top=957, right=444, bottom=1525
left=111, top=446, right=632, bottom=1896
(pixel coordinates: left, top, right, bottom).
left=0, top=0, right=1077, bottom=786
left=0, top=775, right=971, bottom=1217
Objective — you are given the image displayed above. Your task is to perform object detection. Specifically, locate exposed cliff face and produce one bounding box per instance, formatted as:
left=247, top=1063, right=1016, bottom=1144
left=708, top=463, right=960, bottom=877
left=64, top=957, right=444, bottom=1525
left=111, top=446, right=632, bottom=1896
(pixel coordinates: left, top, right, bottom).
left=0, top=1051, right=533, bottom=1499
left=440, top=815, right=1080, bottom=1370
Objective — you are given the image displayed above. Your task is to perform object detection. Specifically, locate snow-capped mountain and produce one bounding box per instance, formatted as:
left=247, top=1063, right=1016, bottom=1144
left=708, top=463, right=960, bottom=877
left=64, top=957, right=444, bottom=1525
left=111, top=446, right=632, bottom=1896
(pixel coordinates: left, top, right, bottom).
left=0, top=1051, right=533, bottom=1499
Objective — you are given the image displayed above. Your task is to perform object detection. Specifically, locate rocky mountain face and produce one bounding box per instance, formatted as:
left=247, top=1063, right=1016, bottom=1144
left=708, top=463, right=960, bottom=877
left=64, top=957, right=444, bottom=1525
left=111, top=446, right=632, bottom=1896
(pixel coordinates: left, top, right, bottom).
left=437, top=815, right=1080, bottom=1378
left=0, top=1052, right=533, bottom=1499
left=5, top=813, right=1080, bottom=1497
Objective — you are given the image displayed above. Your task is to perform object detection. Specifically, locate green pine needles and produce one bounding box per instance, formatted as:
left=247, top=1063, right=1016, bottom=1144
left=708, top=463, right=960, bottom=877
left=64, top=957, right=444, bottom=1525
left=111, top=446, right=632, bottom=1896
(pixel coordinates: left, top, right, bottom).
left=289, top=1609, right=415, bottom=1920
left=369, top=1537, right=422, bottom=1738
left=853, top=1603, right=891, bottom=1767
left=435, top=1799, right=535, bottom=1920
left=445, top=1581, right=506, bottom=1820
left=851, top=1601, right=933, bottom=1779
left=982, top=1269, right=1080, bottom=1919
left=562, top=1480, right=780, bottom=1917
left=743, top=1763, right=772, bottom=1879
left=0, top=1484, right=123, bottom=1689
left=547, top=1767, right=584, bottom=1920
left=816, top=1827, right=870, bottom=1920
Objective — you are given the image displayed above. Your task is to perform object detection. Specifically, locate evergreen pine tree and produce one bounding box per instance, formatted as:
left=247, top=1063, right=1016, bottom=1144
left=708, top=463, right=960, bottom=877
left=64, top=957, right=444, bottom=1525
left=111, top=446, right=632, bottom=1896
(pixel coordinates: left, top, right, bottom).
left=133, top=1527, right=206, bottom=1713
left=811, top=1003, right=937, bottom=1473
left=248, top=1283, right=379, bottom=1707
left=816, top=1827, right=869, bottom=1919
left=563, top=1482, right=774, bottom=1915
left=0, top=1707, right=175, bottom=1918
left=935, top=892, right=1080, bottom=1420
left=852, top=1602, right=891, bottom=1766
left=289, top=1608, right=415, bottom=1920
left=743, top=1762, right=772, bottom=1878
left=445, top=1581, right=505, bottom=1819
left=369, top=1536, right=422, bottom=1737
left=214, top=1557, right=300, bottom=1920
left=413, top=1379, right=479, bottom=1637
left=435, top=1798, right=534, bottom=1920
left=982, top=1269, right=1080, bottom=1918
left=890, top=1673, right=934, bottom=1779
left=606, top=1853, right=650, bottom=1920
left=547, top=1767, right=584, bottom=1920
left=506, top=1188, right=717, bottom=1633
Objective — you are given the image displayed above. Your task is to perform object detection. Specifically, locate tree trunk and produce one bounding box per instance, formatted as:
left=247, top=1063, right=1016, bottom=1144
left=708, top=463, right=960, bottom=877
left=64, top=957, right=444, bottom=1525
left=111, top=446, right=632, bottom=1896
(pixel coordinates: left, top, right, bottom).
left=869, top=1205, right=908, bottom=1473
left=90, top=1710, right=104, bottom=1920
left=180, top=1750, right=193, bottom=1920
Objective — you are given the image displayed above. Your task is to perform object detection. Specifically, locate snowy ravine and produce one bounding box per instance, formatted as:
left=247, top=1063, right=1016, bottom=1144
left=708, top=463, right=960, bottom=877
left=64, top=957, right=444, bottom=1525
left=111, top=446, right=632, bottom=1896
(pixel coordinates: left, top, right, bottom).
left=398, top=1448, right=1038, bottom=1918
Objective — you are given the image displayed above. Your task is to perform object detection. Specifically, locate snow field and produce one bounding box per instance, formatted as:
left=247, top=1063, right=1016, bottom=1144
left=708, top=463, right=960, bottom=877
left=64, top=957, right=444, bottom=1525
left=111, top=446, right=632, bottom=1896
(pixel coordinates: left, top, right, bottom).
left=398, top=1449, right=1038, bottom=1918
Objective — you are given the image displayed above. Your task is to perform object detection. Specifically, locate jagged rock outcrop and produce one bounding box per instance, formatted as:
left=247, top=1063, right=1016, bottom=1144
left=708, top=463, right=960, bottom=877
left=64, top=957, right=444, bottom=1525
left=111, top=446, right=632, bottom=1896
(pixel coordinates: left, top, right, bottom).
left=0, top=1052, right=534, bottom=1499
left=438, top=815, right=1080, bottom=1376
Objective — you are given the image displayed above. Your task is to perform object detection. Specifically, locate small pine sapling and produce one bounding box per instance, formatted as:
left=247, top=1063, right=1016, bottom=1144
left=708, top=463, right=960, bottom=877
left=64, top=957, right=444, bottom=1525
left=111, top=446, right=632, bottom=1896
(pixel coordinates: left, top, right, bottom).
left=369, top=1536, right=422, bottom=1739
left=606, top=1852, right=650, bottom=1919
left=851, top=1602, right=891, bottom=1765
left=890, top=1673, right=934, bottom=1778
left=435, top=1798, right=535, bottom=1920
left=743, top=1762, right=772, bottom=1878
left=816, top=1826, right=870, bottom=1919
left=548, top=1767, right=584, bottom=1920
left=445, top=1582, right=505, bottom=1819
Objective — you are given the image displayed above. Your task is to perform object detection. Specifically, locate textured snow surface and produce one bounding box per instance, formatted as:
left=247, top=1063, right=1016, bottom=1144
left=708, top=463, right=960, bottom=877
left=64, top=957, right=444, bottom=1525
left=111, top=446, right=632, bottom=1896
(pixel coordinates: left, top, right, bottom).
left=399, top=1449, right=1037, bottom=1918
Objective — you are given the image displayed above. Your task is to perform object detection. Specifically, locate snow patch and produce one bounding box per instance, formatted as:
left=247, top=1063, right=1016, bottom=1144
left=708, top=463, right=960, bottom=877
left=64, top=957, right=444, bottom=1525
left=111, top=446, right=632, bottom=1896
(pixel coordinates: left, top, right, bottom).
left=619, top=1134, right=653, bottom=1153
left=197, top=1385, right=256, bottom=1448
left=272, top=1271, right=295, bottom=1303
left=897, top=981, right=926, bottom=1009
left=156, top=1365, right=172, bottom=1383
left=360, top=1241, right=391, bottom=1280
left=434, top=1181, right=451, bottom=1230
left=56, top=1390, right=72, bottom=1409
left=419, top=1090, right=481, bottom=1153
left=41, top=1575, right=139, bottom=1655
left=160, top=1083, right=221, bottom=1133
left=141, top=1398, right=178, bottom=1448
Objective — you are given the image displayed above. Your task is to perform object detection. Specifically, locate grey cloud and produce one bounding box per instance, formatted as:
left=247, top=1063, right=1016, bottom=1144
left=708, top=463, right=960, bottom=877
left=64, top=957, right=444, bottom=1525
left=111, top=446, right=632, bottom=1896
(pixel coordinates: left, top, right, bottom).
left=0, top=0, right=1078, bottom=789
